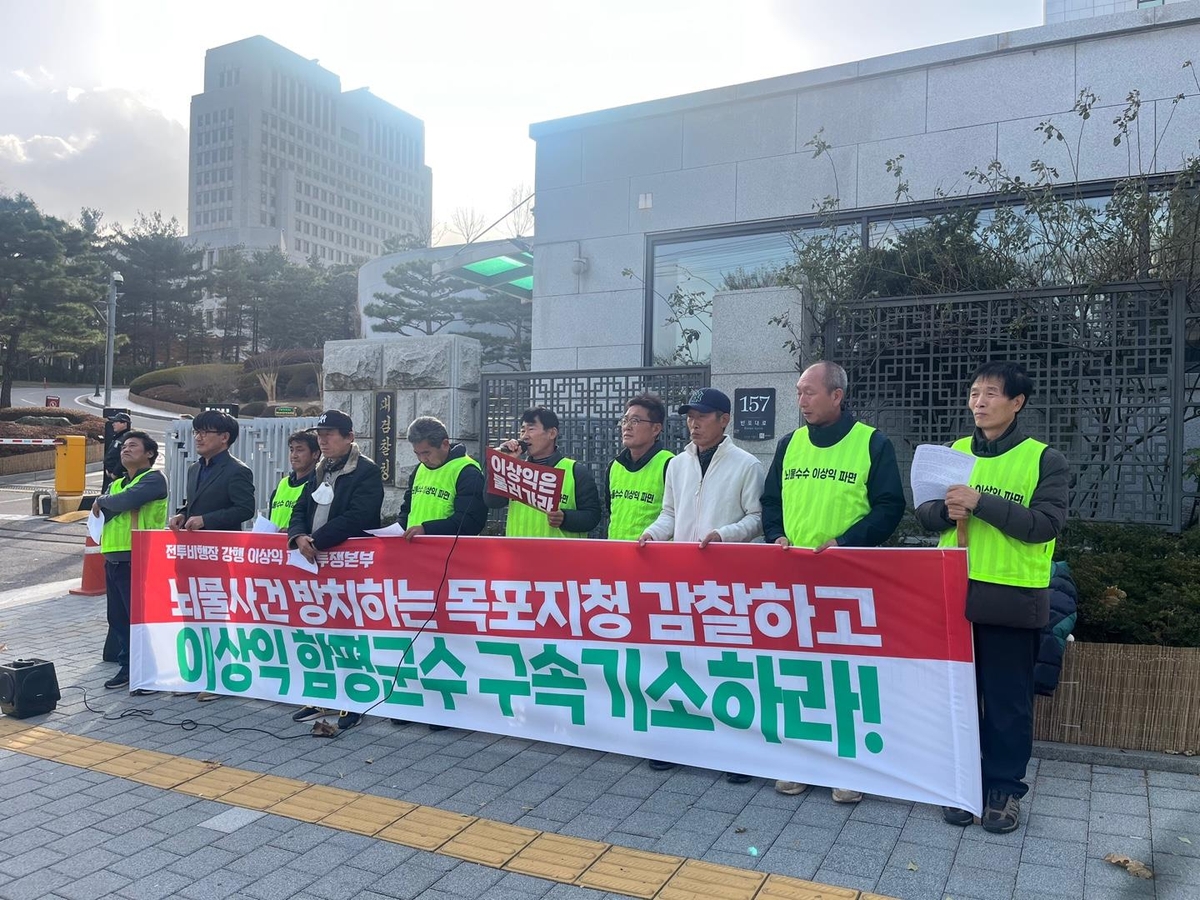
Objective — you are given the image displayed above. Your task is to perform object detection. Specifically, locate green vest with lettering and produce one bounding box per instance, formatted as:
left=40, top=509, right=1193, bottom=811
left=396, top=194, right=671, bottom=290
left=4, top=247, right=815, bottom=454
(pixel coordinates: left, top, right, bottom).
left=938, top=436, right=1053, bottom=587
left=269, top=474, right=308, bottom=530
left=781, top=422, right=874, bottom=549
left=408, top=455, right=480, bottom=527
left=505, top=458, right=582, bottom=538
left=607, top=449, right=673, bottom=541
left=101, top=469, right=168, bottom=554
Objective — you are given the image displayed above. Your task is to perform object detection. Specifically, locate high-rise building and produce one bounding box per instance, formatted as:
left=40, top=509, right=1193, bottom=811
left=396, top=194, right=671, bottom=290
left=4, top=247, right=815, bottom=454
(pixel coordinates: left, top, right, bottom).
left=187, top=35, right=432, bottom=266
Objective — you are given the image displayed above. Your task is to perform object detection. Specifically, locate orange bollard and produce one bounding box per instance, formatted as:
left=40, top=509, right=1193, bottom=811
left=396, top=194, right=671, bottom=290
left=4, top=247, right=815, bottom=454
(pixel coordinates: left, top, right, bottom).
left=69, top=534, right=107, bottom=596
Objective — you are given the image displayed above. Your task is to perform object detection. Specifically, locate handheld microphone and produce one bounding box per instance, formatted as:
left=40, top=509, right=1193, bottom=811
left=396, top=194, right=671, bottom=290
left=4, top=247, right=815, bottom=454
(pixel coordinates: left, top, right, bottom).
left=497, top=439, right=530, bottom=453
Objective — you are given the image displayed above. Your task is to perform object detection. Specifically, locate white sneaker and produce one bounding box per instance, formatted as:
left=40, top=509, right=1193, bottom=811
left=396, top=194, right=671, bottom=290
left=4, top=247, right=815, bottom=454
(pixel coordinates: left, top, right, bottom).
left=831, top=788, right=863, bottom=803
left=775, top=780, right=809, bottom=795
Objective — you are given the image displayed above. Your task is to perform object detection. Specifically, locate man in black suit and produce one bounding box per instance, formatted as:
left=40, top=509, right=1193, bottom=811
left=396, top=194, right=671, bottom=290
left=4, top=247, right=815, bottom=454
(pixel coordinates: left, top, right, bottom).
left=169, top=408, right=255, bottom=700
left=287, top=409, right=384, bottom=731
left=170, top=410, right=256, bottom=534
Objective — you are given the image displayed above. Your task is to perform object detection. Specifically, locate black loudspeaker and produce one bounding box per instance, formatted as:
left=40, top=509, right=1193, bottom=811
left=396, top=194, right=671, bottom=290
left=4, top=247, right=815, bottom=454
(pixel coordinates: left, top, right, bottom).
left=0, top=658, right=61, bottom=718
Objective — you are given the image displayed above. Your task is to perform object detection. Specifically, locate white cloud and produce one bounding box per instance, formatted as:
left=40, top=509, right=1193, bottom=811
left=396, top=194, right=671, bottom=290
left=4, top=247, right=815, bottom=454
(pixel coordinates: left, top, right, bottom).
left=0, top=71, right=187, bottom=228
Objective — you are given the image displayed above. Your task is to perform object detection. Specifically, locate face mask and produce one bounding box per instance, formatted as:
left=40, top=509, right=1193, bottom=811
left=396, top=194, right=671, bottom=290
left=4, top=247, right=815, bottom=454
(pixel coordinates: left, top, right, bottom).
left=312, top=482, right=334, bottom=505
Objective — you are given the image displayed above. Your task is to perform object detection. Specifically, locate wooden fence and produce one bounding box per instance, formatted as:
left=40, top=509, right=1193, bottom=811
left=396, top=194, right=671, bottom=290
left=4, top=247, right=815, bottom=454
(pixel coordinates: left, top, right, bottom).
left=1034, top=642, right=1200, bottom=751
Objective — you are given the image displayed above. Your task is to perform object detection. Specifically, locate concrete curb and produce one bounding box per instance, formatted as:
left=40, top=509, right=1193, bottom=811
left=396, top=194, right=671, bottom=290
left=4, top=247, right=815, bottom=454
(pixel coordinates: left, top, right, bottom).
left=1034, top=739, right=1200, bottom=774
left=75, top=392, right=178, bottom=422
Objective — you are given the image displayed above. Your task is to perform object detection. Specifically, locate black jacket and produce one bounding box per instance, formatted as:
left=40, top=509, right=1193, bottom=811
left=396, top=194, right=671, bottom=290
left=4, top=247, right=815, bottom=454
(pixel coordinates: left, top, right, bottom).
left=181, top=450, right=256, bottom=531
left=398, top=443, right=487, bottom=536
left=761, top=411, right=905, bottom=547
left=288, top=445, right=384, bottom=550
left=483, top=448, right=602, bottom=535
left=915, top=421, right=1069, bottom=629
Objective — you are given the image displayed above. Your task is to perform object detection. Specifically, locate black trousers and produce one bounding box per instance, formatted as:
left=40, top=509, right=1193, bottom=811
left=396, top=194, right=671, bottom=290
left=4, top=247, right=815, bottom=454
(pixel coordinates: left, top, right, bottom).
left=105, top=559, right=133, bottom=668
left=974, top=622, right=1040, bottom=799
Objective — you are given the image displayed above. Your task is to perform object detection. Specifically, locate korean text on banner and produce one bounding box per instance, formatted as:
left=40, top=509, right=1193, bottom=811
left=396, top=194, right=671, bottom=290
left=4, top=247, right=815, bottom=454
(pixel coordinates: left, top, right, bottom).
left=483, top=448, right=565, bottom=512
left=129, top=532, right=980, bottom=814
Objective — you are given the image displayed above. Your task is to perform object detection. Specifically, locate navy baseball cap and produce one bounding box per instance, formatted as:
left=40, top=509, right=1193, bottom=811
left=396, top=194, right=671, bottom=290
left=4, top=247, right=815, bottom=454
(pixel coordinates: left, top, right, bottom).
left=314, top=409, right=354, bottom=433
left=678, top=388, right=731, bottom=416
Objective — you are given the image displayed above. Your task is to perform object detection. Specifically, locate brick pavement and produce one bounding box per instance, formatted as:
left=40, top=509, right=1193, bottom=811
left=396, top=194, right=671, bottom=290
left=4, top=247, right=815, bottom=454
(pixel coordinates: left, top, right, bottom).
left=1, top=587, right=1196, bottom=900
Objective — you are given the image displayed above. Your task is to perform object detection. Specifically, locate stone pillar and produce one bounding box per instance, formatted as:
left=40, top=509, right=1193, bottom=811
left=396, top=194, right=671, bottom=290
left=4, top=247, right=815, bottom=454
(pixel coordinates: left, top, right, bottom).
left=322, top=336, right=482, bottom=519
left=709, top=286, right=807, bottom=468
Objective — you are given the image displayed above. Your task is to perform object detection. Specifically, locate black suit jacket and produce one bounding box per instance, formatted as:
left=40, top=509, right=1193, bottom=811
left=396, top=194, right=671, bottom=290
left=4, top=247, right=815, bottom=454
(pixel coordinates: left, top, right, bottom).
left=287, top=449, right=384, bottom=550
left=182, top=451, right=256, bottom=531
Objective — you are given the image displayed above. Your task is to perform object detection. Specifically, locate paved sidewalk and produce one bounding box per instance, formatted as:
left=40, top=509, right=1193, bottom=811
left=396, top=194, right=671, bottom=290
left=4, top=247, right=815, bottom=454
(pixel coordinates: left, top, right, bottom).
left=1, top=585, right=1196, bottom=900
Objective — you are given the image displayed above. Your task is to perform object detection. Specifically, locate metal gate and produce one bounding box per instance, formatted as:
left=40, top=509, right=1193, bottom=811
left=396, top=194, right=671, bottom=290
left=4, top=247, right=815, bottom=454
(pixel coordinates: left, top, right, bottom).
left=480, top=366, right=711, bottom=477
left=825, top=282, right=1187, bottom=527
left=165, top=417, right=321, bottom=521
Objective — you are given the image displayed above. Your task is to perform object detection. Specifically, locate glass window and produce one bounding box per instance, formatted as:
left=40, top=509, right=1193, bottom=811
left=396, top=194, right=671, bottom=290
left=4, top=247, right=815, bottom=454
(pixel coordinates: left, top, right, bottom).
left=650, top=231, right=794, bottom=366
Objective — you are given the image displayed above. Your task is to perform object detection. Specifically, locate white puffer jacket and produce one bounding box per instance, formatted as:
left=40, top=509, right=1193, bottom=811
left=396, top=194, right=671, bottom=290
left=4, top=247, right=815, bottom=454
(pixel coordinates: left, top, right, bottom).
left=642, top=437, right=764, bottom=543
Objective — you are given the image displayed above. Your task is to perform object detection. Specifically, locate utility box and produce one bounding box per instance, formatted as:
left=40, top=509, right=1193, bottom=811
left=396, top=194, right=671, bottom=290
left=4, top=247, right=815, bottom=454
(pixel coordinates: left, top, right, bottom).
left=32, top=491, right=54, bottom=516
left=54, top=434, right=87, bottom=495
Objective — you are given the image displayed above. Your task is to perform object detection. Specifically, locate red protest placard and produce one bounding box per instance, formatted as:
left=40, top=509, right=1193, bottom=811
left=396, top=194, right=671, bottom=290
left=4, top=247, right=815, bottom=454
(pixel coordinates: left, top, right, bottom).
left=483, top=448, right=565, bottom=512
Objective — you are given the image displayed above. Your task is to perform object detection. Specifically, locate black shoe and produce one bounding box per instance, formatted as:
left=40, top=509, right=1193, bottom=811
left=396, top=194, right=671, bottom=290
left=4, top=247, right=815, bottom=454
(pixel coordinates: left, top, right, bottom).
left=942, top=806, right=974, bottom=826
left=390, top=718, right=411, bottom=726
left=292, top=705, right=329, bottom=722
left=338, top=711, right=363, bottom=731
left=647, top=759, right=677, bottom=771
left=725, top=772, right=752, bottom=785
left=429, top=724, right=448, bottom=732
left=981, top=790, right=1020, bottom=833
left=104, top=669, right=130, bottom=690
left=131, top=689, right=159, bottom=697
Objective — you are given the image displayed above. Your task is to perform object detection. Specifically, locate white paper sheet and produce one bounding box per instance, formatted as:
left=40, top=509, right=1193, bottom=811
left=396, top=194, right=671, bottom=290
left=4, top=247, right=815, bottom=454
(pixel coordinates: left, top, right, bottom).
left=87, top=508, right=105, bottom=544
left=252, top=514, right=282, bottom=534
left=910, top=444, right=977, bottom=508
left=365, top=523, right=406, bottom=537
left=286, top=548, right=319, bottom=573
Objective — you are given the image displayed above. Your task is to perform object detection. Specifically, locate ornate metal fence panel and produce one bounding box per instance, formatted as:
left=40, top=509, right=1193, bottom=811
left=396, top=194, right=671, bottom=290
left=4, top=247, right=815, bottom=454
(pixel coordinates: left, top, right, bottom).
left=827, top=282, right=1186, bottom=527
left=480, top=365, right=710, bottom=482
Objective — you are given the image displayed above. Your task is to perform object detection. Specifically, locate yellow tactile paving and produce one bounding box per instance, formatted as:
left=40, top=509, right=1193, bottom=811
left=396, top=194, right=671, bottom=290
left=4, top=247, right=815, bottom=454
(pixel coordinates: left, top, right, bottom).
left=0, top=719, right=895, bottom=900
left=576, top=846, right=685, bottom=899
left=174, top=765, right=264, bottom=800
left=758, top=873, right=862, bottom=899
left=440, top=818, right=539, bottom=867
left=220, top=773, right=310, bottom=810
left=8, top=732, right=98, bottom=760
left=130, top=755, right=221, bottom=789
left=90, top=748, right=175, bottom=777
left=377, top=805, right=476, bottom=850
left=0, top=724, right=63, bottom=752
left=658, top=859, right=768, bottom=900
left=320, top=794, right=416, bottom=835
left=507, top=832, right=610, bottom=882
left=267, top=784, right=359, bottom=822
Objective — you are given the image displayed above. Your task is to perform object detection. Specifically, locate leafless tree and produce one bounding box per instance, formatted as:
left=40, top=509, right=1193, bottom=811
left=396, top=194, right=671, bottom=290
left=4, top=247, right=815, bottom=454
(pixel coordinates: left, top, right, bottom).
left=505, top=184, right=535, bottom=238
left=449, top=207, right=490, bottom=244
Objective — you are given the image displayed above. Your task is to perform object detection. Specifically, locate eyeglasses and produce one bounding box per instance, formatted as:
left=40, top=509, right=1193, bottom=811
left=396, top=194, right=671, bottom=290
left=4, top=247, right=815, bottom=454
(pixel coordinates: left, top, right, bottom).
left=618, top=415, right=653, bottom=427
left=193, top=430, right=222, bottom=436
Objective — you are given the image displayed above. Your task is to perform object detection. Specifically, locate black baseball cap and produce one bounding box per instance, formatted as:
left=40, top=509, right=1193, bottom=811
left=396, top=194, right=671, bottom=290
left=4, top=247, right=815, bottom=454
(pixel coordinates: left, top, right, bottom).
left=314, top=409, right=354, bottom=433
left=108, top=412, right=132, bottom=424
left=678, top=388, right=731, bottom=416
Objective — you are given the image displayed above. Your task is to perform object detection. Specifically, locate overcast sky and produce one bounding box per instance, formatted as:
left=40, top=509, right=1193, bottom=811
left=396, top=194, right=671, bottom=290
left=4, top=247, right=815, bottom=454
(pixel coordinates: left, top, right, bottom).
left=0, top=0, right=1043, bottom=239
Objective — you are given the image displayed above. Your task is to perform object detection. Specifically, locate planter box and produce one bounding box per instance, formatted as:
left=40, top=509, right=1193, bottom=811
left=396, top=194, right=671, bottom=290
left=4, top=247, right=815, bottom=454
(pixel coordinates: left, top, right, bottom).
left=1034, top=641, right=1200, bottom=751
left=0, top=442, right=104, bottom=477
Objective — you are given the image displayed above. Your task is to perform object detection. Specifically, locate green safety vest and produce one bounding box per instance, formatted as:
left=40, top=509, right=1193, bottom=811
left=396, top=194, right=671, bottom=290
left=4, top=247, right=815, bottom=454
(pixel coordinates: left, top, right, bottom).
left=781, top=422, right=874, bottom=549
left=101, top=469, right=168, bottom=554
left=607, top=449, right=673, bottom=541
left=408, top=455, right=480, bottom=528
left=269, top=474, right=309, bottom=530
left=505, top=458, right=582, bottom=538
left=938, top=436, right=1054, bottom=588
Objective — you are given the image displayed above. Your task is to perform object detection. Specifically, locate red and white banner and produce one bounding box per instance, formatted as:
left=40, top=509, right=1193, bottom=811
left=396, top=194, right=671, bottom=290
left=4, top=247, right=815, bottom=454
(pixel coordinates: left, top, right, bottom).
left=130, top=532, right=980, bottom=813
left=483, top=448, right=565, bottom=511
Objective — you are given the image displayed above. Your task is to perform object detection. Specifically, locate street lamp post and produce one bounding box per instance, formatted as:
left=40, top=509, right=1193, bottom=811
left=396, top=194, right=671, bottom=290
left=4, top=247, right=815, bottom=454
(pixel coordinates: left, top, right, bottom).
left=104, top=271, right=122, bottom=407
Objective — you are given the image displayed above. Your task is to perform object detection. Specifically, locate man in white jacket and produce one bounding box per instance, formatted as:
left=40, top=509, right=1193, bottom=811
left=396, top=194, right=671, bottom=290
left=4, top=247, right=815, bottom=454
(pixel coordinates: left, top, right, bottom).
left=638, top=386, right=764, bottom=782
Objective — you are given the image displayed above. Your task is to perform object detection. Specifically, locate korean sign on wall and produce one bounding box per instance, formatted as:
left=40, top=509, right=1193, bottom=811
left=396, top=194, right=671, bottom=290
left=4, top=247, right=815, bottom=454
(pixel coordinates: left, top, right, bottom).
left=374, top=391, right=395, bottom=485
left=130, top=533, right=980, bottom=813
